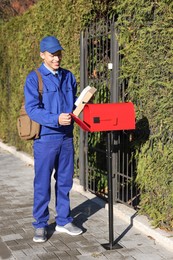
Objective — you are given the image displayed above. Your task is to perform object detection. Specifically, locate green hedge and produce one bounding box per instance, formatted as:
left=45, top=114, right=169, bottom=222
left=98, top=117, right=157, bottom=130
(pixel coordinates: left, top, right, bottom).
left=0, top=0, right=92, bottom=155
left=111, top=0, right=173, bottom=230
left=0, top=0, right=173, bottom=230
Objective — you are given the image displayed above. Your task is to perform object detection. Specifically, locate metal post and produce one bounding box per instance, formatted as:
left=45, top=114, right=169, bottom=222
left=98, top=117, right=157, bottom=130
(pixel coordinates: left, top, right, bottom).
left=106, top=131, right=114, bottom=249
left=102, top=131, right=122, bottom=250
left=111, top=23, right=119, bottom=103
left=102, top=131, right=115, bottom=250
left=79, top=31, right=85, bottom=187
left=110, top=22, right=119, bottom=203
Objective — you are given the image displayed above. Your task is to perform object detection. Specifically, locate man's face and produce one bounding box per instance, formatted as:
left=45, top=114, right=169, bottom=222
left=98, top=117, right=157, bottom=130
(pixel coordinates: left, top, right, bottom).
left=40, top=50, right=62, bottom=71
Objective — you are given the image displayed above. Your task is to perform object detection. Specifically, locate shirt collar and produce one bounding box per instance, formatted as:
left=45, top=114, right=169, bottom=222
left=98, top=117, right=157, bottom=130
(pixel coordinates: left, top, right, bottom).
left=43, top=63, right=60, bottom=76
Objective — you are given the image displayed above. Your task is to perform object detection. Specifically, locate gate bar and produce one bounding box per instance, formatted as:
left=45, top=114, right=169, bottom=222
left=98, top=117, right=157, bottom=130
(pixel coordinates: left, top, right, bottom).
left=102, top=131, right=122, bottom=250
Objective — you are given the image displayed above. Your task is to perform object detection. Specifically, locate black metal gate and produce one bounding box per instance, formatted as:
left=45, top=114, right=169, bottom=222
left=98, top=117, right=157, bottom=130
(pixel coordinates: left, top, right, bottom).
left=79, top=19, right=139, bottom=208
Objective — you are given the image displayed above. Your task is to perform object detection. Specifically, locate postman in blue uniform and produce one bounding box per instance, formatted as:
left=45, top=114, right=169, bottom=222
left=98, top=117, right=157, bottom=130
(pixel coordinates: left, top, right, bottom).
left=24, top=36, right=83, bottom=242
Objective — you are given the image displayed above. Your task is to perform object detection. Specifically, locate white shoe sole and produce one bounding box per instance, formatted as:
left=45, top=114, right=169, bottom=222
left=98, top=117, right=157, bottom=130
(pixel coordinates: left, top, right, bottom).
left=33, top=238, right=47, bottom=243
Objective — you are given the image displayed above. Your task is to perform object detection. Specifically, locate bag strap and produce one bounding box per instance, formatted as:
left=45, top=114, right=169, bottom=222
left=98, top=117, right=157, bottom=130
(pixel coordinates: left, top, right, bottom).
left=35, top=69, right=43, bottom=94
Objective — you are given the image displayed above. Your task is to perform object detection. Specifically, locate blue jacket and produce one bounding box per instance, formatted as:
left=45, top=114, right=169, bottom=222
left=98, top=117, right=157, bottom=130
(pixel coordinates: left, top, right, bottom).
left=24, top=64, right=77, bottom=136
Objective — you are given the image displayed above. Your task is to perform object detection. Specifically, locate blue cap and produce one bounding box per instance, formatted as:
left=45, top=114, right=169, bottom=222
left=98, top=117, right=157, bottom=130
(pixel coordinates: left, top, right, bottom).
left=40, top=36, right=64, bottom=53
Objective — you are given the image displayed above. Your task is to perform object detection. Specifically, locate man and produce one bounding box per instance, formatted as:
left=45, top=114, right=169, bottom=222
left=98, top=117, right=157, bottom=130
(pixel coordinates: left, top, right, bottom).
left=24, top=36, right=82, bottom=242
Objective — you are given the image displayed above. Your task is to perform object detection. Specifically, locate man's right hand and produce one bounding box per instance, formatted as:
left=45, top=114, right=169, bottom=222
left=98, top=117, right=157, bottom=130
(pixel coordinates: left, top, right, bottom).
left=58, top=113, right=72, bottom=125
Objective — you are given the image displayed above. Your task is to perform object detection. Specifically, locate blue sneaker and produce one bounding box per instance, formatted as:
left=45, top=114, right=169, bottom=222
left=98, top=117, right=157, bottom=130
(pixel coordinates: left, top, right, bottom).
left=33, top=228, right=47, bottom=242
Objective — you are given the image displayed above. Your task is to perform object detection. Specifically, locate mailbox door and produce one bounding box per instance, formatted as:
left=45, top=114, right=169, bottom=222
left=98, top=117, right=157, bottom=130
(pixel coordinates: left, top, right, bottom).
left=70, top=113, right=91, bottom=132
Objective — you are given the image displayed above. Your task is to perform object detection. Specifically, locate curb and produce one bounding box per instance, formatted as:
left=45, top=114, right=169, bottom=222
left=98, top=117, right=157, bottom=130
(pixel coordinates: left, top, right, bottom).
left=0, top=140, right=173, bottom=252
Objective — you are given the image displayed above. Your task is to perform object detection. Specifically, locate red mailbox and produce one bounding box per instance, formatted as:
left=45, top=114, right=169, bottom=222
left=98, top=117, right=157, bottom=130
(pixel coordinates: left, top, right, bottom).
left=71, top=102, right=135, bottom=132
left=71, top=101, right=136, bottom=250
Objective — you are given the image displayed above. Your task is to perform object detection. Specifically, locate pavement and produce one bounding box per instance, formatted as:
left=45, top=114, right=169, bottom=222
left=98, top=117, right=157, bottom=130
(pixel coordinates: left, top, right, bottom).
left=0, top=140, right=173, bottom=260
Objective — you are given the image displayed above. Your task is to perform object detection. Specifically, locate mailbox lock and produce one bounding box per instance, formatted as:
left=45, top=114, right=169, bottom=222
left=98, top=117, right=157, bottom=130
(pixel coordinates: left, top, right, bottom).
left=93, top=117, right=100, bottom=123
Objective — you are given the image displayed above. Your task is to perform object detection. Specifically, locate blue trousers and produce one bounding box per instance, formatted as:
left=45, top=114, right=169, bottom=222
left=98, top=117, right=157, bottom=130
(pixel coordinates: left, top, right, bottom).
left=32, top=135, right=74, bottom=228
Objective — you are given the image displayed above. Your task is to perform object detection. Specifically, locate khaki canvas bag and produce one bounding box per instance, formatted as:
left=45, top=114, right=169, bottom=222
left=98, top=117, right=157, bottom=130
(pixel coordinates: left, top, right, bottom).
left=17, top=69, right=43, bottom=140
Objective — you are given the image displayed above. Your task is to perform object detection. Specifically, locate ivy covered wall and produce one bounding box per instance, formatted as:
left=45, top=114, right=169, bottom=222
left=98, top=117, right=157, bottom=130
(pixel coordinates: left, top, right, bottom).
left=0, top=0, right=92, bottom=154
left=113, top=0, right=173, bottom=230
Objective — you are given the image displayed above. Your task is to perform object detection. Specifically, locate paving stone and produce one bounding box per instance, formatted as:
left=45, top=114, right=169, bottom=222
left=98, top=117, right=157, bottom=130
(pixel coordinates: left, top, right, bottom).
left=120, top=239, right=150, bottom=249
left=77, top=245, right=105, bottom=255
left=123, top=257, right=136, bottom=260
left=1, top=233, right=23, bottom=242
left=23, top=247, right=47, bottom=255
left=77, top=254, right=108, bottom=260
left=130, top=253, right=164, bottom=260
left=0, top=239, right=13, bottom=259
left=9, top=243, right=31, bottom=251
left=76, top=239, right=100, bottom=247
left=57, top=233, right=86, bottom=244
left=44, top=245, right=59, bottom=252
left=69, top=241, right=85, bottom=251
left=66, top=249, right=81, bottom=256
left=103, top=250, right=127, bottom=260
left=164, top=249, right=173, bottom=260
left=54, top=251, right=75, bottom=259
left=37, top=252, right=58, bottom=259
left=5, top=240, right=18, bottom=247
left=12, top=250, right=28, bottom=258
left=0, top=146, right=173, bottom=260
